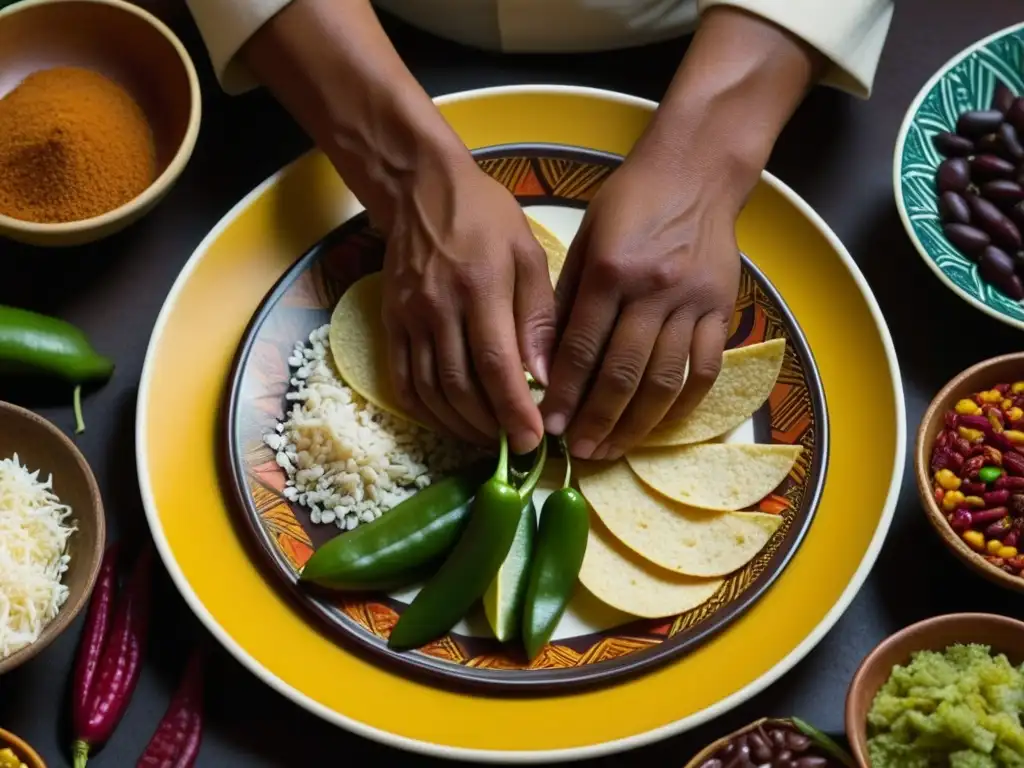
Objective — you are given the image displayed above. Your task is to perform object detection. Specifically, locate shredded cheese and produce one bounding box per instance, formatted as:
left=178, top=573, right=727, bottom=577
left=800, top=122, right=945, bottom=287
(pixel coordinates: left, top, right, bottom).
left=0, top=454, right=75, bottom=659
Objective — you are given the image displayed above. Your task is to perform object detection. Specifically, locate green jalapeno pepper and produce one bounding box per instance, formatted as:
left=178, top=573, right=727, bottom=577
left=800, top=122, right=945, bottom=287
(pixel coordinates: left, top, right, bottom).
left=0, top=305, right=115, bottom=433
left=388, top=432, right=548, bottom=650
left=298, top=465, right=489, bottom=591
left=522, top=440, right=589, bottom=661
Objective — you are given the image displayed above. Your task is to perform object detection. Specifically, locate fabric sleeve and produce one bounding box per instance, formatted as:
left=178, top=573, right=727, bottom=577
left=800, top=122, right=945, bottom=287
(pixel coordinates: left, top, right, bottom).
left=697, top=0, right=894, bottom=98
left=185, top=0, right=293, bottom=94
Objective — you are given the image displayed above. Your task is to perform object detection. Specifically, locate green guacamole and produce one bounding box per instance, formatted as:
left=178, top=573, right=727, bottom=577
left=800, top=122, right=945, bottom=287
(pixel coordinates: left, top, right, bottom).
left=867, top=644, right=1024, bottom=767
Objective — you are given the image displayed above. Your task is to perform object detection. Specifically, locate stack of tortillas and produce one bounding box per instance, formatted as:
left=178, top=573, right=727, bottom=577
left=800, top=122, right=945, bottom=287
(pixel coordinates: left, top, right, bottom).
left=328, top=216, right=801, bottom=621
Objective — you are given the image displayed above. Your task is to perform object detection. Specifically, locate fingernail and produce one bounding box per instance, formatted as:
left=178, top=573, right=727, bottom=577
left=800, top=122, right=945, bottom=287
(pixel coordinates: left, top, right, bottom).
left=604, top=446, right=623, bottom=462
left=533, top=357, right=549, bottom=387
left=573, top=439, right=596, bottom=459
left=545, top=412, right=567, bottom=435
left=591, top=444, right=610, bottom=461
left=512, top=429, right=543, bottom=455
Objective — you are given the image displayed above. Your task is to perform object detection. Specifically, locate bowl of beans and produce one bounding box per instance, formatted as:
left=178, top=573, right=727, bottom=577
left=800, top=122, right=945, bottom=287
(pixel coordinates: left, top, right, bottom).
left=683, top=717, right=852, bottom=768
left=0, top=0, right=201, bottom=246
left=917, top=352, right=1024, bottom=592
left=895, top=22, right=1024, bottom=330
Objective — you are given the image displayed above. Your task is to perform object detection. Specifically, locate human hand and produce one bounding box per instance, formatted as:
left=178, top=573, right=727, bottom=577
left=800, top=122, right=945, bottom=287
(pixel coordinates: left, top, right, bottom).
left=380, top=156, right=555, bottom=454
left=541, top=149, right=743, bottom=460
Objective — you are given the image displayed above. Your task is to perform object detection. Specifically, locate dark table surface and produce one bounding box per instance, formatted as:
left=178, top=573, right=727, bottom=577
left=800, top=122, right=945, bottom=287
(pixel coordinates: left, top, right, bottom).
left=2, top=0, right=1024, bottom=765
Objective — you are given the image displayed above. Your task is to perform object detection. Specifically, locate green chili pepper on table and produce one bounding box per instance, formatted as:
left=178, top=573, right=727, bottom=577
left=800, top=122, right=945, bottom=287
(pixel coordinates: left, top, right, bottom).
left=388, top=432, right=548, bottom=650
left=298, top=465, right=489, bottom=591
left=0, top=305, right=114, bottom=434
left=522, top=438, right=589, bottom=661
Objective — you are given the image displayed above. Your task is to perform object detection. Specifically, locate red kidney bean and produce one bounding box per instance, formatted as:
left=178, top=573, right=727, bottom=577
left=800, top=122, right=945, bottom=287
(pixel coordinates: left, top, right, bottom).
left=950, top=508, right=973, bottom=531
left=938, top=157, right=972, bottom=193
left=963, top=481, right=987, bottom=495
left=968, top=195, right=1023, bottom=249
left=794, top=759, right=829, bottom=768
left=1009, top=99, right=1024, bottom=133
left=1004, top=451, right=1024, bottom=476
left=955, top=436, right=974, bottom=456
left=1011, top=494, right=1024, bottom=518
left=985, top=489, right=1011, bottom=506
left=959, top=414, right=992, bottom=430
left=944, top=411, right=960, bottom=429
left=1008, top=555, right=1024, bottom=571
left=981, top=180, right=1024, bottom=206
left=933, top=131, right=976, bottom=157
left=944, top=223, right=991, bottom=256
left=999, top=122, right=1024, bottom=160
left=995, top=475, right=1024, bottom=491
left=1006, top=530, right=1020, bottom=548
left=973, top=154, right=1017, bottom=181
left=964, top=455, right=988, bottom=478
left=958, top=109, right=1005, bottom=137
left=974, top=507, right=1010, bottom=525
left=931, top=446, right=964, bottom=473
left=994, top=83, right=1016, bottom=113
left=939, top=191, right=972, bottom=223
left=980, top=247, right=1024, bottom=298
left=985, top=517, right=1013, bottom=539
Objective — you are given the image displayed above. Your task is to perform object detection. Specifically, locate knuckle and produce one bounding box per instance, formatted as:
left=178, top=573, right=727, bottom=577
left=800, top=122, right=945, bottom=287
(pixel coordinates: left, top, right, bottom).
left=592, top=254, right=626, bottom=287
left=438, top=362, right=471, bottom=395
left=689, top=356, right=723, bottom=386
left=648, top=364, right=686, bottom=396
left=649, top=260, right=684, bottom=292
left=561, top=333, right=603, bottom=372
left=602, top=358, right=644, bottom=395
left=474, top=344, right=506, bottom=380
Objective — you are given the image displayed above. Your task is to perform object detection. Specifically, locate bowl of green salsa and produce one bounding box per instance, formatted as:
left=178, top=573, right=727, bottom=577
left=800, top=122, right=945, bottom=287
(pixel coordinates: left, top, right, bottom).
left=846, top=613, right=1024, bottom=767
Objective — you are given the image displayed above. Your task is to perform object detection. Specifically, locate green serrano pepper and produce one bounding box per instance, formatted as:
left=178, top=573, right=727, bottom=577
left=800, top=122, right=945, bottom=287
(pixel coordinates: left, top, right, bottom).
left=388, top=432, right=548, bottom=650
left=522, top=440, right=589, bottom=661
left=0, top=305, right=114, bottom=433
left=298, top=466, right=489, bottom=591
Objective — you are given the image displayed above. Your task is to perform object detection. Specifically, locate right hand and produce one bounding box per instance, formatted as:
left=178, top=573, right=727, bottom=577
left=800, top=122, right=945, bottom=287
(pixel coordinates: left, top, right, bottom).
left=378, top=154, right=555, bottom=454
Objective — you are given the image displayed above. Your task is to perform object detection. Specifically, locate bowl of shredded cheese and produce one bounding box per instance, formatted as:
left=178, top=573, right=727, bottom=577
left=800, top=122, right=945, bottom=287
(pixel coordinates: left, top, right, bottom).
left=0, top=400, right=104, bottom=675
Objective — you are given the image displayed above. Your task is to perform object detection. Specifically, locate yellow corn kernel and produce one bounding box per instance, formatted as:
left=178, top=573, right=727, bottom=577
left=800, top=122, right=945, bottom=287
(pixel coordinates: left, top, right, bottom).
left=988, top=538, right=1004, bottom=554
left=942, top=490, right=966, bottom=512
left=1008, top=406, right=1024, bottom=423
left=964, top=530, right=986, bottom=550
left=1013, top=382, right=1024, bottom=394
left=1005, top=430, right=1024, bottom=445
left=965, top=495, right=986, bottom=508
left=935, top=469, right=962, bottom=491
left=956, top=398, right=983, bottom=415
left=999, top=546, right=1019, bottom=559
left=1004, top=399, right=1015, bottom=411
left=958, top=426, right=985, bottom=443
left=980, top=389, right=1005, bottom=403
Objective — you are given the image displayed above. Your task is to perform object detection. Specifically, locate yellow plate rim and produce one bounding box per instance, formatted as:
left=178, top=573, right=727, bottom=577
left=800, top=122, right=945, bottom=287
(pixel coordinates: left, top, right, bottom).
left=136, top=85, right=906, bottom=763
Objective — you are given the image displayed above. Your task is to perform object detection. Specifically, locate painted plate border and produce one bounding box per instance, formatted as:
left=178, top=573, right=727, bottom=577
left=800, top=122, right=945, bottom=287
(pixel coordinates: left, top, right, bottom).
left=137, top=86, right=906, bottom=763
left=894, top=21, right=1024, bottom=331
left=224, top=142, right=829, bottom=693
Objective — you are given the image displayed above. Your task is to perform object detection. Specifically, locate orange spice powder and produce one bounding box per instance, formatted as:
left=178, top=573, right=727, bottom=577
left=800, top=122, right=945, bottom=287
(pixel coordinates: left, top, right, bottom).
left=0, top=66, right=156, bottom=224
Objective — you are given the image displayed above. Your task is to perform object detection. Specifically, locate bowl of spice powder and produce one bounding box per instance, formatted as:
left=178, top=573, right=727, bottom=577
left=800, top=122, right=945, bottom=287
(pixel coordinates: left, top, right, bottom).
left=0, top=0, right=200, bottom=246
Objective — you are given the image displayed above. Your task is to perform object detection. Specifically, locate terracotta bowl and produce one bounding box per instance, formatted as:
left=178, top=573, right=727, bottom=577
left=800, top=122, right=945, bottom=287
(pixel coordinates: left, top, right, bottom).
left=0, top=728, right=46, bottom=768
left=0, top=401, right=105, bottom=675
left=0, top=0, right=200, bottom=246
left=845, top=612, right=1024, bottom=767
left=916, top=352, right=1024, bottom=594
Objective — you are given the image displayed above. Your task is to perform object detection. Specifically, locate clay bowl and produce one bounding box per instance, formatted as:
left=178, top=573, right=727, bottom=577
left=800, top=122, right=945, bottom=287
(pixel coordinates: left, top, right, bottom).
left=916, top=352, right=1024, bottom=594
left=845, top=612, right=1024, bottom=767
left=0, top=0, right=200, bottom=246
left=0, top=401, right=105, bottom=675
left=0, top=727, right=46, bottom=768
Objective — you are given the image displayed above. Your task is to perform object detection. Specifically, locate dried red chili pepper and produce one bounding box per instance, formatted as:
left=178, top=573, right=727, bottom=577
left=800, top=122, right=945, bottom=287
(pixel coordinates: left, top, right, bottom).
left=72, top=543, right=120, bottom=740
left=73, top=547, right=154, bottom=768
left=137, top=647, right=205, bottom=768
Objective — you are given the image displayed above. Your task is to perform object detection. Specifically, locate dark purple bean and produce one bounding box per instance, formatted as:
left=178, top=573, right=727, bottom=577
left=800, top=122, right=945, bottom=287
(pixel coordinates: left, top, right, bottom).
left=769, top=729, right=787, bottom=747
left=747, top=732, right=772, bottom=762
left=972, top=154, right=1017, bottom=181
left=998, top=273, right=1024, bottom=300
left=937, top=157, right=971, bottom=192
left=1000, top=123, right=1024, bottom=161
left=773, top=752, right=795, bottom=768
left=723, top=744, right=753, bottom=768
left=981, top=180, right=1024, bottom=206
left=933, top=131, right=975, bottom=157
left=958, top=109, right=1005, bottom=137
left=939, top=191, right=972, bottom=223
left=980, top=244, right=1017, bottom=281
left=944, top=222, right=991, bottom=256
left=794, top=759, right=828, bottom=768
left=1009, top=98, right=1024, bottom=133
left=994, top=83, right=1017, bottom=113
left=969, top=195, right=1023, bottom=249
left=784, top=732, right=812, bottom=752
left=699, top=760, right=724, bottom=768
left=720, top=741, right=737, bottom=758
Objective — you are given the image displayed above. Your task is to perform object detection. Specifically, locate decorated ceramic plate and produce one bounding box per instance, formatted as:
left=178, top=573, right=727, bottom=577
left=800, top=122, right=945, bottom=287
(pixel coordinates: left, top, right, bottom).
left=895, top=21, right=1024, bottom=330
left=138, top=86, right=905, bottom=761
left=225, top=144, right=828, bottom=692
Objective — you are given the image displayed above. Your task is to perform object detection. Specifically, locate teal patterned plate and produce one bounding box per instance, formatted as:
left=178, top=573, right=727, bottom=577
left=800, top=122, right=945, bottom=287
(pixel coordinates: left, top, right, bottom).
left=895, top=22, right=1024, bottom=329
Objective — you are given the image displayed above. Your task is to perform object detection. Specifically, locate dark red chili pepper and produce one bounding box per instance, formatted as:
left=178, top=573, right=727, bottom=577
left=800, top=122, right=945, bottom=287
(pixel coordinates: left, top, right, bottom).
left=73, top=547, right=154, bottom=768
left=137, top=647, right=205, bottom=768
left=72, top=543, right=120, bottom=739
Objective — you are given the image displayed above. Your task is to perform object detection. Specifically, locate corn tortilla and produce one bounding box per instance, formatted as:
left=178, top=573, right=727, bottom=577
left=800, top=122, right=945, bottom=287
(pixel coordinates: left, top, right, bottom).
left=642, top=338, right=786, bottom=447
left=578, top=461, right=783, bottom=578
left=578, top=513, right=723, bottom=619
left=329, top=215, right=566, bottom=422
left=626, top=443, right=802, bottom=511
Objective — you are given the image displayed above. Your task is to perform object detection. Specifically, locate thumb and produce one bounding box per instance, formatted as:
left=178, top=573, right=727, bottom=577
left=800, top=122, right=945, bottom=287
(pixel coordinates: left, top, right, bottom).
left=514, top=241, right=558, bottom=387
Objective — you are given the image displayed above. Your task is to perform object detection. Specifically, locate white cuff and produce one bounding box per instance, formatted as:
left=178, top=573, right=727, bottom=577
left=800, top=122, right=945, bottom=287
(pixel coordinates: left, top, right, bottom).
left=186, top=0, right=294, bottom=94
left=698, top=0, right=894, bottom=98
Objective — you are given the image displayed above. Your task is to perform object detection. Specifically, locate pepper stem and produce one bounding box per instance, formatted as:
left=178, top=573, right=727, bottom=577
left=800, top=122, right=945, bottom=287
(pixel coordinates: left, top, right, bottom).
left=73, top=384, right=85, bottom=435
left=560, top=436, right=572, bottom=488
left=494, top=430, right=509, bottom=484
left=518, top=435, right=549, bottom=500
left=72, top=739, right=90, bottom=768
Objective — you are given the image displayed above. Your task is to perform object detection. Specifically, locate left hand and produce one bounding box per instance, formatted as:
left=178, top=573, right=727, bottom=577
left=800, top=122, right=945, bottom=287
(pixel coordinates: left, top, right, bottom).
left=541, top=148, right=744, bottom=460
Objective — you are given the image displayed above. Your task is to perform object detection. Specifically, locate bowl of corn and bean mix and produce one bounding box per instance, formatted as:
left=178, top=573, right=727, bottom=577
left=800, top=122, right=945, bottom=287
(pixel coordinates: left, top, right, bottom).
left=917, top=352, right=1024, bottom=593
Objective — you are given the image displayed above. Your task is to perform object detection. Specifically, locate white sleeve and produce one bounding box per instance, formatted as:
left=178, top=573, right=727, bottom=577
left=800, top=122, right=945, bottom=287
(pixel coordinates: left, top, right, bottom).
left=185, top=0, right=294, bottom=94
left=697, top=0, right=894, bottom=98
